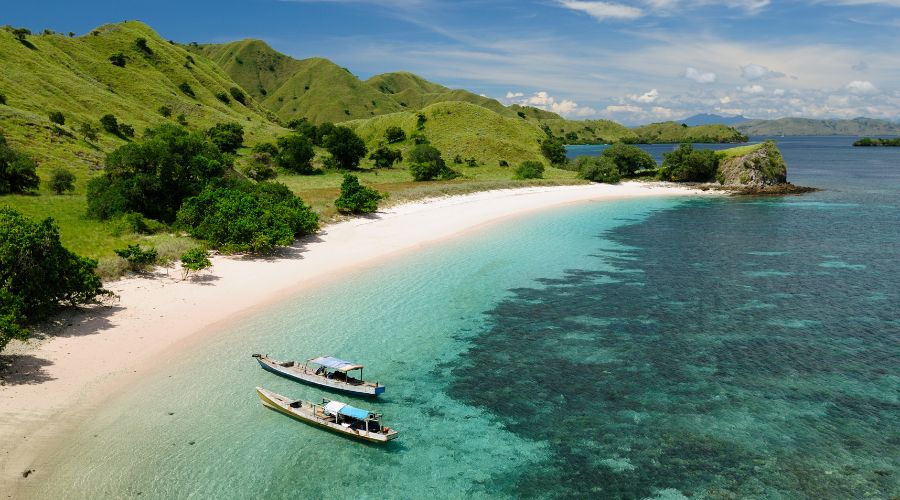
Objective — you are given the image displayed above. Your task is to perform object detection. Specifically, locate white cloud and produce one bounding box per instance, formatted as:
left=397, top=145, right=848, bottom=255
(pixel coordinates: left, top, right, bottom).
left=684, top=67, right=717, bottom=83
left=773, top=88, right=786, bottom=96
left=739, top=84, right=766, bottom=94
left=651, top=106, right=676, bottom=118
left=846, top=80, right=878, bottom=94
left=556, top=1, right=644, bottom=21
left=741, top=63, right=785, bottom=80
left=629, top=88, right=659, bottom=103
left=720, top=95, right=733, bottom=104
left=604, top=104, right=643, bottom=113
left=505, top=90, right=598, bottom=117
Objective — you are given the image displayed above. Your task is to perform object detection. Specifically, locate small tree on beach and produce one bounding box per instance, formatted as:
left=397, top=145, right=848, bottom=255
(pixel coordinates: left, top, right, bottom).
left=334, top=174, right=385, bottom=214
left=180, top=247, right=211, bottom=280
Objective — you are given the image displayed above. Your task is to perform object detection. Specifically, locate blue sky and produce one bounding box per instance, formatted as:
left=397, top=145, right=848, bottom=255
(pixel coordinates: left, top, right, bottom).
left=6, top=0, right=900, bottom=123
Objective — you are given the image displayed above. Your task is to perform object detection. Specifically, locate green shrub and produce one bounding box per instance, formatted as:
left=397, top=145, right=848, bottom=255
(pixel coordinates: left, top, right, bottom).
left=324, top=126, right=367, bottom=170
left=287, top=118, right=318, bottom=142
left=514, top=160, right=545, bottom=180
left=134, top=37, right=152, bottom=56
left=276, top=134, right=316, bottom=174
left=114, top=244, right=158, bottom=271
left=178, top=82, right=195, bottom=98
left=0, top=93, right=6, bottom=105
left=180, top=247, right=211, bottom=279
left=48, top=111, right=65, bottom=125
left=0, top=133, right=39, bottom=194
left=416, top=113, right=427, bottom=130
left=110, top=212, right=166, bottom=236
left=540, top=137, right=567, bottom=166
left=158, top=105, right=172, bottom=117
left=410, top=132, right=429, bottom=145
left=109, top=53, right=126, bottom=67
left=601, top=143, right=656, bottom=175
left=119, top=123, right=135, bottom=138
left=369, top=146, right=402, bottom=169
left=408, top=144, right=459, bottom=181
left=243, top=153, right=278, bottom=181
left=99, top=114, right=120, bottom=135
left=334, top=174, right=385, bottom=214
left=499, top=160, right=509, bottom=167
left=49, top=167, right=75, bottom=194
left=87, top=123, right=228, bottom=222
left=658, top=144, right=719, bottom=182
left=176, top=114, right=188, bottom=126
left=0, top=208, right=108, bottom=350
left=229, top=87, right=246, bottom=105
left=384, top=126, right=406, bottom=144
left=314, top=122, right=336, bottom=146
left=215, top=91, right=230, bottom=104
left=176, top=180, right=319, bottom=254
left=79, top=122, right=98, bottom=142
left=576, top=156, right=620, bottom=183
left=466, top=158, right=478, bottom=167
left=206, top=122, right=244, bottom=153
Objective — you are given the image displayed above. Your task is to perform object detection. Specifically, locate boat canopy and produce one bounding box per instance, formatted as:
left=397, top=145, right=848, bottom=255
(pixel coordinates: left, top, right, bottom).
left=309, top=356, right=364, bottom=372
left=324, top=400, right=371, bottom=420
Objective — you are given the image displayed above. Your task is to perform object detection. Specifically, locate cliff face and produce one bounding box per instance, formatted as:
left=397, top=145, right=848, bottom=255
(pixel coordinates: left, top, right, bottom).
left=717, top=141, right=787, bottom=187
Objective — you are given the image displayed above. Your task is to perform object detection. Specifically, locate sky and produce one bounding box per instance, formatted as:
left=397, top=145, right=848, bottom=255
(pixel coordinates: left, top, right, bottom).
left=6, top=0, right=900, bottom=124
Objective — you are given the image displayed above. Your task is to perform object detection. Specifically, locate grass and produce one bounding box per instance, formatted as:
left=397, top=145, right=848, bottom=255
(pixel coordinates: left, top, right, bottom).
left=630, top=122, right=747, bottom=143
left=718, top=142, right=764, bottom=159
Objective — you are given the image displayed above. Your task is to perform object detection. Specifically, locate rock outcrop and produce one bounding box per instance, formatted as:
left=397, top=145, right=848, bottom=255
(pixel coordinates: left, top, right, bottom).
left=717, top=141, right=787, bottom=187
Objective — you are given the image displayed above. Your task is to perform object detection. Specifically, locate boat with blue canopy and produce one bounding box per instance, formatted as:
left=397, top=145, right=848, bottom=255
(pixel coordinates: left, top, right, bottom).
left=255, top=387, right=398, bottom=443
left=252, top=354, right=385, bottom=396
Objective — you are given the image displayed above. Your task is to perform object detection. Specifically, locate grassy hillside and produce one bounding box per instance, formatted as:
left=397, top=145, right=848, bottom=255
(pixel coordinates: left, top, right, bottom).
left=629, top=121, right=747, bottom=144
left=366, top=71, right=520, bottom=118
left=735, top=117, right=900, bottom=136
left=541, top=118, right=634, bottom=144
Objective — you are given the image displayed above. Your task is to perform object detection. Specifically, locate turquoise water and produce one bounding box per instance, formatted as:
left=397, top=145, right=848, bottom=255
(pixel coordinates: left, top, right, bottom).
left=29, top=138, right=899, bottom=498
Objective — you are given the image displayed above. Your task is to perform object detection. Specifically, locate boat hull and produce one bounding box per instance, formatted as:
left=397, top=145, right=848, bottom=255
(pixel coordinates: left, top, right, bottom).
left=254, top=356, right=385, bottom=396
left=256, top=388, right=397, bottom=443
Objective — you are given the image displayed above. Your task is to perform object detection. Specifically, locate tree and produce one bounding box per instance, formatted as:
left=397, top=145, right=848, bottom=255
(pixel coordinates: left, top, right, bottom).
left=119, top=123, right=135, bottom=138
left=49, top=167, right=76, bottom=194
left=0, top=208, right=108, bottom=350
left=79, top=122, right=99, bottom=142
left=134, top=37, right=153, bottom=56
left=384, top=126, right=406, bottom=144
left=576, top=156, right=621, bottom=183
left=323, top=126, right=367, bottom=170
left=215, top=91, right=230, bottom=104
left=369, top=146, right=402, bottom=169
left=229, top=87, right=246, bottom=105
left=114, top=244, right=158, bottom=272
left=178, top=82, right=195, bottom=98
left=657, top=144, right=719, bottom=182
left=600, top=143, right=656, bottom=176
left=109, top=53, right=126, bottom=67
left=514, top=160, right=545, bottom=180
left=48, top=111, right=65, bottom=125
left=287, top=118, right=318, bottom=143
left=11, top=28, right=31, bottom=42
left=0, top=133, right=40, bottom=194
left=416, top=113, right=427, bottom=130
left=408, top=144, right=459, bottom=181
left=206, top=122, right=244, bottom=153
left=180, top=247, right=211, bottom=280
left=100, top=114, right=120, bottom=136
left=540, top=137, right=567, bottom=166
left=87, top=123, right=228, bottom=222
left=275, top=134, right=316, bottom=174
left=158, top=105, right=172, bottom=117
left=176, top=179, right=319, bottom=254
left=314, top=122, right=336, bottom=146
left=334, top=174, right=385, bottom=214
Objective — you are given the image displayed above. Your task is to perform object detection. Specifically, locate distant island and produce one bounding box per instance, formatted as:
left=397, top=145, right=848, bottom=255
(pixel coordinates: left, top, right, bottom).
left=853, top=137, right=900, bottom=147
left=735, top=117, right=900, bottom=137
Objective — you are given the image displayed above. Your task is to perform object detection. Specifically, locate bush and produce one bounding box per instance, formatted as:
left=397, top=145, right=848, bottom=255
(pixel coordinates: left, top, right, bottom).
left=109, top=53, right=126, bottom=67
left=576, top=156, right=621, bottom=183
left=48, top=111, right=65, bottom=125
left=466, top=158, right=478, bottom=167
left=119, top=123, right=135, bottom=138
left=114, top=244, right=158, bottom=271
left=176, top=114, right=188, bottom=126
left=87, top=123, right=228, bottom=222
left=229, top=87, right=246, bottom=105
left=540, top=137, right=567, bottom=166
left=514, top=160, right=545, bottom=180
left=416, top=113, right=427, bottom=130
left=178, top=82, right=195, bottom=98
left=243, top=152, right=278, bottom=181
left=324, top=126, right=367, bottom=170
left=0, top=133, right=40, bottom=194
left=0, top=93, right=6, bottom=105
left=158, top=105, right=172, bottom=117
left=252, top=142, right=279, bottom=156
left=79, top=122, right=98, bottom=142
left=314, top=122, right=336, bottom=146
left=657, top=144, right=719, bottom=182
left=384, top=126, right=406, bottom=144
left=180, top=247, right=211, bottom=279
left=410, top=132, right=429, bottom=145
left=499, top=160, right=509, bottom=167
left=110, top=212, right=166, bottom=235
left=0, top=208, right=108, bottom=350
left=408, top=144, right=459, bottom=181
left=215, top=91, right=230, bottom=104
left=334, top=174, right=385, bottom=214
left=176, top=180, right=319, bottom=254
left=134, top=37, right=152, bottom=56
left=100, top=114, right=120, bottom=135
left=600, top=143, right=656, bottom=176
left=287, top=118, right=318, bottom=142
left=206, top=122, right=244, bottom=154
left=49, top=167, right=75, bottom=194
left=369, top=146, right=402, bottom=169
left=275, top=134, right=316, bottom=174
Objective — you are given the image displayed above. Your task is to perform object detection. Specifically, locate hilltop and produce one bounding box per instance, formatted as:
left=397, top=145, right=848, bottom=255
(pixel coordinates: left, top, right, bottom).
left=627, top=122, right=748, bottom=144
left=682, top=113, right=748, bottom=126
left=735, top=117, right=900, bottom=136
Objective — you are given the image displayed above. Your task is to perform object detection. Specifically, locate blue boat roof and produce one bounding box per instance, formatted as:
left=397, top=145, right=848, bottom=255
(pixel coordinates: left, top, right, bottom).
left=309, top=356, right=363, bottom=372
left=324, top=400, right=371, bottom=420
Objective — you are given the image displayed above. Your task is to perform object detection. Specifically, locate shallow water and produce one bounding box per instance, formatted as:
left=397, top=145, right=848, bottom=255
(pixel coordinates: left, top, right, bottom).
left=29, top=137, right=900, bottom=498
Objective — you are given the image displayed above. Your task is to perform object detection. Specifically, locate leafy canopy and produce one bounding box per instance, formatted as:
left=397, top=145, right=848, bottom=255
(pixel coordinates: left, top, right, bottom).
left=540, top=137, right=567, bottom=166
left=657, top=144, right=720, bottom=182
left=334, top=174, right=385, bottom=214
left=576, top=156, right=621, bottom=183
left=49, top=167, right=76, bottom=194
left=206, top=122, right=244, bottom=154
left=276, top=134, right=316, bottom=174
left=180, top=247, right=211, bottom=280
left=408, top=144, right=460, bottom=181
left=600, top=143, right=656, bottom=175
left=324, top=126, right=368, bottom=170
left=514, top=160, right=544, bottom=180
left=369, top=146, right=402, bottom=169
left=0, top=132, right=39, bottom=194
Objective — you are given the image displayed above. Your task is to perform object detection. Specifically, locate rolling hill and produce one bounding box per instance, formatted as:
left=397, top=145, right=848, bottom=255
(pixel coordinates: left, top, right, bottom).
left=735, top=117, right=900, bottom=136
left=681, top=113, right=749, bottom=126
left=628, top=122, right=748, bottom=144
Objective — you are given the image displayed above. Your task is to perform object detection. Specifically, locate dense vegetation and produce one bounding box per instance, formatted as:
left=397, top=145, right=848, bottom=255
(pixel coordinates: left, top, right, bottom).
left=599, top=143, right=656, bottom=175
left=1, top=208, right=108, bottom=350
left=514, top=161, right=544, bottom=180
left=853, top=137, right=900, bottom=147
left=334, top=174, right=384, bottom=214
left=626, top=122, right=748, bottom=144
left=408, top=144, right=460, bottom=181
left=0, top=132, right=39, bottom=194
left=656, top=144, right=720, bottom=182
left=575, top=156, right=621, bottom=183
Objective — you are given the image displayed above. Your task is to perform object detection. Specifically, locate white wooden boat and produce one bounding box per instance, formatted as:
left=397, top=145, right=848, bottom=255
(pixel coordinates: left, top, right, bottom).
left=256, top=387, right=398, bottom=443
left=252, top=354, right=385, bottom=396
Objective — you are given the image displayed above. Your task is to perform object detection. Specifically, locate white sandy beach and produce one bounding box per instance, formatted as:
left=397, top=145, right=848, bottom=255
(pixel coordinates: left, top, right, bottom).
left=0, top=182, right=708, bottom=490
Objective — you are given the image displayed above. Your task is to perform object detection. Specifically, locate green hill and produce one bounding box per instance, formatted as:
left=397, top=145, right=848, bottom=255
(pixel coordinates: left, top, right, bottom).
left=541, top=119, right=634, bottom=144
left=628, top=121, right=747, bottom=144
left=735, top=117, right=900, bottom=136
left=344, top=101, right=546, bottom=166
left=366, top=71, right=523, bottom=118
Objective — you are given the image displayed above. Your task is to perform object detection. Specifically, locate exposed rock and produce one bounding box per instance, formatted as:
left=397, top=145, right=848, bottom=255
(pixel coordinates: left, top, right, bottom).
left=717, top=140, right=787, bottom=187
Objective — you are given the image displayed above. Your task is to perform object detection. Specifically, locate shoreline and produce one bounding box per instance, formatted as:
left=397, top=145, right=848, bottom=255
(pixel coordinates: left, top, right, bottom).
left=0, top=182, right=711, bottom=491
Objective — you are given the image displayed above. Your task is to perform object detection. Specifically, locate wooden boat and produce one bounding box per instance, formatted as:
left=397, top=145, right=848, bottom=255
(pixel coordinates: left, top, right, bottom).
left=252, top=354, right=385, bottom=396
left=256, top=387, right=398, bottom=443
